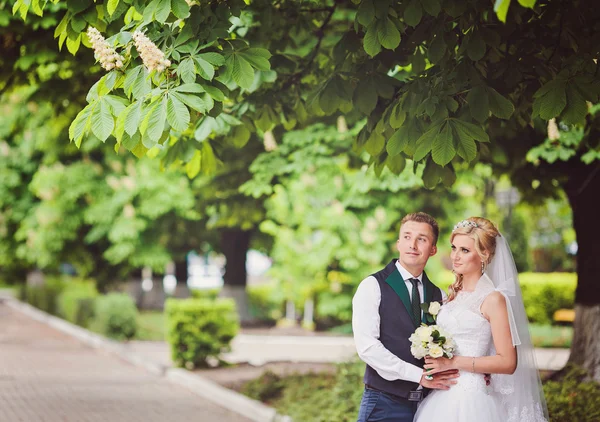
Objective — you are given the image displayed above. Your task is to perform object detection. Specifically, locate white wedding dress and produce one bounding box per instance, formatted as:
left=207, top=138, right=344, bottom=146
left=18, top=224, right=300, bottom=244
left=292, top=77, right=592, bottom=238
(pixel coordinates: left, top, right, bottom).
left=414, top=275, right=507, bottom=422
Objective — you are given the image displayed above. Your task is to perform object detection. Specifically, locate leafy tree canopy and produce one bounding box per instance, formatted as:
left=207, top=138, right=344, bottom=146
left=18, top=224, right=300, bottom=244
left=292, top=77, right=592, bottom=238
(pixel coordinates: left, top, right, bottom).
left=4, top=0, right=598, bottom=188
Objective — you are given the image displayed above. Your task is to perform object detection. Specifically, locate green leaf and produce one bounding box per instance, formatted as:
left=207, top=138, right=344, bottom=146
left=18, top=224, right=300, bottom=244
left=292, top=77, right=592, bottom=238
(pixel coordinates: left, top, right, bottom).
left=538, top=81, right=567, bottom=120
left=171, top=0, right=190, bottom=19
left=194, top=57, right=215, bottom=80
left=494, top=0, right=510, bottom=23
left=353, top=78, right=378, bottom=114
left=441, top=165, right=457, bottom=187
left=239, top=48, right=271, bottom=71
left=231, top=124, right=251, bottom=148
left=174, top=83, right=205, bottom=93
left=431, top=123, right=455, bottom=166
left=386, top=154, right=407, bottom=175
left=357, top=0, right=375, bottom=26
left=201, top=141, right=217, bottom=174
left=386, top=128, right=409, bottom=156
left=428, top=35, right=446, bottom=63
left=378, top=17, right=401, bottom=50
left=124, top=101, right=142, bottom=137
left=389, top=104, right=407, bottom=129
left=171, top=92, right=207, bottom=113
left=143, top=97, right=167, bottom=145
left=154, top=0, right=171, bottom=23
left=229, top=54, right=255, bottom=89
left=413, top=123, right=441, bottom=161
left=319, top=81, right=342, bottom=115
left=198, top=52, right=225, bottom=66
left=194, top=117, right=216, bottom=142
left=89, top=99, right=114, bottom=142
left=186, top=150, right=201, bottom=178
left=178, top=58, right=197, bottom=84
left=167, top=95, right=191, bottom=132
left=124, top=66, right=151, bottom=100
left=107, top=0, right=119, bottom=16
left=452, top=118, right=489, bottom=143
left=422, top=160, right=443, bottom=189
left=363, top=22, right=381, bottom=57
left=200, top=85, right=225, bottom=102
left=467, top=86, right=489, bottom=123
left=420, top=0, right=441, bottom=16
left=453, top=121, right=478, bottom=162
left=518, top=0, right=536, bottom=8
left=69, top=103, right=94, bottom=147
left=467, top=35, right=486, bottom=61
left=364, top=132, right=385, bottom=155
left=66, top=34, right=82, bottom=55
left=404, top=0, right=422, bottom=27
left=561, top=84, right=588, bottom=125
left=487, top=87, right=514, bottom=119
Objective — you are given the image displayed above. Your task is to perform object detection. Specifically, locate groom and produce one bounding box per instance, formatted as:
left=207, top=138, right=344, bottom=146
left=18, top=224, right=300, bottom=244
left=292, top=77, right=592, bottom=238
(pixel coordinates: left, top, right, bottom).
left=352, top=212, right=458, bottom=422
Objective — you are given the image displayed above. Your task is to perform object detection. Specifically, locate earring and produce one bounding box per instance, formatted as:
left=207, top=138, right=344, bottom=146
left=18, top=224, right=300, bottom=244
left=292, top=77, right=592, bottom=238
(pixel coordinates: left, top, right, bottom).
left=481, top=261, right=485, bottom=274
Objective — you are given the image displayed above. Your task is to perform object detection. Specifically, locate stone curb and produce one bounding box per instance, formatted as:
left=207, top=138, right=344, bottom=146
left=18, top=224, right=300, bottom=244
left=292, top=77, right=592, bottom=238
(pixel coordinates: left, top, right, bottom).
left=1, top=296, right=289, bottom=422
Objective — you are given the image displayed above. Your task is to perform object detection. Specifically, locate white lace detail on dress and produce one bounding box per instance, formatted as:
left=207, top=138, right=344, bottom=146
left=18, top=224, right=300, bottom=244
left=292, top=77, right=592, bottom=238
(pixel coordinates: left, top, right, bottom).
left=437, top=277, right=496, bottom=393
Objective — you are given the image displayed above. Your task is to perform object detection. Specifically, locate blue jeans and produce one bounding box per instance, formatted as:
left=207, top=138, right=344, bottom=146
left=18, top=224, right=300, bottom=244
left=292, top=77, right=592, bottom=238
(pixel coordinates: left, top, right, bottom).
left=357, top=387, right=416, bottom=422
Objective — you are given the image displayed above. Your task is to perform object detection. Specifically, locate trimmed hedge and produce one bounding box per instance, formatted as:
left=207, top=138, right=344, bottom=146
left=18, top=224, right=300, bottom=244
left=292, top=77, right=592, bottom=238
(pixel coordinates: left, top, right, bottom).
left=20, top=277, right=66, bottom=315
left=424, top=271, right=575, bottom=325
left=92, top=293, right=138, bottom=340
left=165, top=298, right=239, bottom=369
left=57, top=282, right=98, bottom=328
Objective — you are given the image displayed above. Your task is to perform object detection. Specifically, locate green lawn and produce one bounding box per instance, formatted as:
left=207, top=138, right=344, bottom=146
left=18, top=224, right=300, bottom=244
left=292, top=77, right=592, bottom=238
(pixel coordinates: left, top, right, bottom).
left=135, top=311, right=166, bottom=341
left=529, top=323, right=573, bottom=348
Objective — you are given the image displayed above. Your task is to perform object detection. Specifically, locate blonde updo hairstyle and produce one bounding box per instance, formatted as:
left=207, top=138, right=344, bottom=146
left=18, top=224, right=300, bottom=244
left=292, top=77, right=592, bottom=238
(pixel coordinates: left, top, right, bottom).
left=447, top=217, right=500, bottom=302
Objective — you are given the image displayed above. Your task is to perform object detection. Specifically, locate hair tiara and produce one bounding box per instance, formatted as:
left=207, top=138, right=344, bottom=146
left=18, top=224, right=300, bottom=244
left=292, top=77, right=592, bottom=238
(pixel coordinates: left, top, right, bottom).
left=453, top=220, right=478, bottom=231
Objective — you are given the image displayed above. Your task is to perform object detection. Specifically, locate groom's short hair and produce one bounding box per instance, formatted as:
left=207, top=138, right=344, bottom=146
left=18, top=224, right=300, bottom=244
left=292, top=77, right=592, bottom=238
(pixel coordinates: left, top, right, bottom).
left=400, top=212, right=439, bottom=245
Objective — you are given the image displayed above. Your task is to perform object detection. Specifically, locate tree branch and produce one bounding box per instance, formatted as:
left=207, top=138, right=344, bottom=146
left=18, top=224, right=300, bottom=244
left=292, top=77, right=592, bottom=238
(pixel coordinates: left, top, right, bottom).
left=281, top=2, right=338, bottom=91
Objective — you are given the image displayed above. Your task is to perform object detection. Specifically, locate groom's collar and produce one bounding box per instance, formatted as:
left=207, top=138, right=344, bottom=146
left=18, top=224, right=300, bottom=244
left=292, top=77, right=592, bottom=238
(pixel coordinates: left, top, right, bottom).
left=395, top=261, right=423, bottom=283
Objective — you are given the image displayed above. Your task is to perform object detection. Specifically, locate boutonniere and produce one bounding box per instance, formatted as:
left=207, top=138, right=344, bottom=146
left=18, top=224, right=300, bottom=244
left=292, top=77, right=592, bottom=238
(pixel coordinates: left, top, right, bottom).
left=420, top=301, right=442, bottom=324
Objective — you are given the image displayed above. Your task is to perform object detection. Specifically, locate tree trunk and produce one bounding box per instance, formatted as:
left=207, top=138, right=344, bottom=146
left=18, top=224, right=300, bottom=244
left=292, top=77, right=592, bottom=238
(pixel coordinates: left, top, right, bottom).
left=173, top=257, right=191, bottom=298
left=563, top=163, right=600, bottom=381
left=219, top=228, right=253, bottom=324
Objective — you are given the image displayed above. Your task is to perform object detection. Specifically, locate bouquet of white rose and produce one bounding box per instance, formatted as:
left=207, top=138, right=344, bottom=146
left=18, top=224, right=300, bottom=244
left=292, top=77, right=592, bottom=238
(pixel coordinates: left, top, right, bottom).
left=409, top=324, right=455, bottom=360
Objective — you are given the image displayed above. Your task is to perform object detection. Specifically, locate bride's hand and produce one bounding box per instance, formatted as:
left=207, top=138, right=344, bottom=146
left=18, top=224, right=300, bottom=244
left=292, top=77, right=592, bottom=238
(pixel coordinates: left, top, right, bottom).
left=424, top=356, right=456, bottom=374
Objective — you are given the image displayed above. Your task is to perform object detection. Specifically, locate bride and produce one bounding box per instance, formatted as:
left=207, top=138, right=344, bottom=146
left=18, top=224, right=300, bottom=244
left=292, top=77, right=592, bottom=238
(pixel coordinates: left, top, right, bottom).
left=414, top=217, right=548, bottom=422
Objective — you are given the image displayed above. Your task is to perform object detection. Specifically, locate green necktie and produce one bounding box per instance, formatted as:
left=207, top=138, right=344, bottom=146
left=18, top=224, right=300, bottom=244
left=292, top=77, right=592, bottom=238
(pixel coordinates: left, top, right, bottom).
left=408, top=278, right=421, bottom=325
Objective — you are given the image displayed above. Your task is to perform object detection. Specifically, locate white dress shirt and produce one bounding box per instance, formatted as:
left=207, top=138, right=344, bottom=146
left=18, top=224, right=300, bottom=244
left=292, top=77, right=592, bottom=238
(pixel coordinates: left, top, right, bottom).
left=352, top=261, right=447, bottom=384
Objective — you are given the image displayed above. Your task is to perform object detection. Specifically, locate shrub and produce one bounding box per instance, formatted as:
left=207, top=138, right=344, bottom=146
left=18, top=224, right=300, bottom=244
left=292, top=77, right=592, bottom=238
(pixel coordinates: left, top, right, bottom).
left=57, top=281, right=98, bottom=327
left=165, top=298, right=239, bottom=368
left=92, top=293, right=138, bottom=340
left=544, top=365, right=600, bottom=422
left=21, top=278, right=65, bottom=315
left=190, top=288, right=220, bottom=301
left=248, top=284, right=284, bottom=323
left=433, top=271, right=575, bottom=325
left=242, top=359, right=364, bottom=422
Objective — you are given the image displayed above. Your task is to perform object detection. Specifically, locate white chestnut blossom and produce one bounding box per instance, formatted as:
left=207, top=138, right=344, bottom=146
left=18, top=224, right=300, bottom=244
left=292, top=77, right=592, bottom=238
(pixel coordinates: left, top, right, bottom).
left=132, top=30, right=171, bottom=73
left=547, top=118, right=560, bottom=141
left=86, top=27, right=124, bottom=71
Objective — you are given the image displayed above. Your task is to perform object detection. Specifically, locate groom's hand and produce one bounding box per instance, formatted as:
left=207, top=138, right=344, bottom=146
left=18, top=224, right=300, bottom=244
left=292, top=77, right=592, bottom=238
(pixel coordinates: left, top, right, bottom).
left=419, top=369, right=459, bottom=390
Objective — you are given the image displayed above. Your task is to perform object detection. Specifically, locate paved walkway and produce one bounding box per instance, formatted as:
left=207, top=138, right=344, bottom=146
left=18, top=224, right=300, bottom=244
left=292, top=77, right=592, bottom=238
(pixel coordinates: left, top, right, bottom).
left=0, top=302, right=251, bottom=422
left=128, top=335, right=570, bottom=372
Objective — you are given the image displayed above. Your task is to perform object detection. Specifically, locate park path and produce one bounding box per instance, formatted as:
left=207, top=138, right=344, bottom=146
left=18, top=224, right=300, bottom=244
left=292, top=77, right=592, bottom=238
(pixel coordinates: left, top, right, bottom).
left=0, top=301, right=251, bottom=422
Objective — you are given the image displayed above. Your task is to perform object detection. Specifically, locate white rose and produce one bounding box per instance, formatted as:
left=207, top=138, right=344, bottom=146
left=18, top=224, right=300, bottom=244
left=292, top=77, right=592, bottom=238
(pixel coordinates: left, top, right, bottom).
left=428, top=344, right=444, bottom=358
left=416, top=326, right=433, bottom=343
left=428, top=301, right=442, bottom=316
left=411, top=345, right=428, bottom=359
